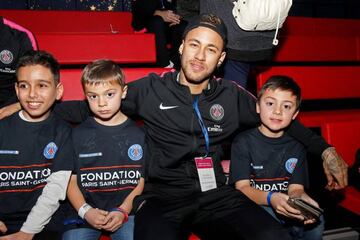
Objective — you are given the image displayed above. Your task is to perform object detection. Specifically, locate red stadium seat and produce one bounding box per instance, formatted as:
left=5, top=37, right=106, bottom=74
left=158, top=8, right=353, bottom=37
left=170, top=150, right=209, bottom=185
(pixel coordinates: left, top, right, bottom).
left=37, top=33, right=156, bottom=65
left=256, top=66, right=360, bottom=128
left=321, top=120, right=360, bottom=215
left=60, top=68, right=173, bottom=101
left=0, top=10, right=134, bottom=34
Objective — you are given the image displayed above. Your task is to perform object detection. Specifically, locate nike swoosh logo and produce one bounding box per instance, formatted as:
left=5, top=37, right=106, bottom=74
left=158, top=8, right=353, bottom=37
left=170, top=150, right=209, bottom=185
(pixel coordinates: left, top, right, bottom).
left=159, top=103, right=179, bottom=110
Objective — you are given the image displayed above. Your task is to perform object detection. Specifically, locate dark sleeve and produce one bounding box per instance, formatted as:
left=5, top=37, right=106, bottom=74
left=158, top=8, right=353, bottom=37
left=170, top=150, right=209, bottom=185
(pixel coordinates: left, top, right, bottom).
left=289, top=147, right=309, bottom=188
left=52, top=124, right=75, bottom=172
left=132, top=0, right=159, bottom=18
left=121, top=75, right=152, bottom=117
left=287, top=120, right=330, bottom=156
left=229, top=134, right=252, bottom=184
left=19, top=29, right=37, bottom=54
left=236, top=87, right=261, bottom=129
left=53, top=100, right=91, bottom=124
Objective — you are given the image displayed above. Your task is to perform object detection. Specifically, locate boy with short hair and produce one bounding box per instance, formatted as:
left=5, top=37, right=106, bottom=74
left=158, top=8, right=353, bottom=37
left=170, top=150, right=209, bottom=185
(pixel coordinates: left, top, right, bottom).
left=62, top=59, right=145, bottom=240
left=0, top=50, right=74, bottom=239
left=230, top=75, right=324, bottom=239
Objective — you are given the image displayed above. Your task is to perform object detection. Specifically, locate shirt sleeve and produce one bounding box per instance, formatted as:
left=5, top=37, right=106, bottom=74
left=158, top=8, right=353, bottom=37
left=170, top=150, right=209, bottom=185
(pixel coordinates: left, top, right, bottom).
left=20, top=171, right=72, bottom=234
left=229, top=133, right=252, bottom=184
left=289, top=147, right=309, bottom=188
left=53, top=100, right=90, bottom=124
left=52, top=123, right=76, bottom=172
left=236, top=86, right=261, bottom=129
left=287, top=120, right=330, bottom=156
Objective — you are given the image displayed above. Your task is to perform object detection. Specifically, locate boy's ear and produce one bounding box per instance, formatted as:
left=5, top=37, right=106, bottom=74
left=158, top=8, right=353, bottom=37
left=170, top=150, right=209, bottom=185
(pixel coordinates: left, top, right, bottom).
left=15, top=82, right=19, bottom=98
left=292, top=110, right=299, bottom=120
left=121, top=85, right=128, bottom=99
left=256, top=102, right=260, bottom=114
left=55, top=82, right=64, bottom=101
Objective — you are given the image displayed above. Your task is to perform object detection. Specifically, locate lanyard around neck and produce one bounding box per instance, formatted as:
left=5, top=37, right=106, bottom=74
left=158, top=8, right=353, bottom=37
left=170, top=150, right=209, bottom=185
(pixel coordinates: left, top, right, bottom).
left=193, top=96, right=210, bottom=157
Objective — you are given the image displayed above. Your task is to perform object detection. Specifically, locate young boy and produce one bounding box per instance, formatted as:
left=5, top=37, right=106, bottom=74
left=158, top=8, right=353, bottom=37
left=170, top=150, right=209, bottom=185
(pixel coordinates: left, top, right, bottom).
left=62, top=59, right=145, bottom=240
left=229, top=76, right=324, bottom=239
left=0, top=50, right=74, bottom=239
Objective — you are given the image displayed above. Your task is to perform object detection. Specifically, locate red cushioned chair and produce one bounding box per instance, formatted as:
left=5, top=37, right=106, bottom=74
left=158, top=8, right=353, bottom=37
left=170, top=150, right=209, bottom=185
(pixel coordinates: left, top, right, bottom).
left=321, top=120, right=360, bottom=215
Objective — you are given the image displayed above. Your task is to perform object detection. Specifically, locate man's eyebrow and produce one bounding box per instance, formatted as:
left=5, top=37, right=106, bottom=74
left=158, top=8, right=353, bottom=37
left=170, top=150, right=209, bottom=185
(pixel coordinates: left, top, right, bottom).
left=187, top=38, right=221, bottom=50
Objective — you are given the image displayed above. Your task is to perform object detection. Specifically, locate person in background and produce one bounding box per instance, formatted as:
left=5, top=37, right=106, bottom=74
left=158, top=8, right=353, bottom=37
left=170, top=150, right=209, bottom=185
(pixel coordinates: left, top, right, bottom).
left=200, top=0, right=277, bottom=89
left=0, top=17, right=38, bottom=119
left=131, top=0, right=188, bottom=69
left=230, top=75, right=324, bottom=240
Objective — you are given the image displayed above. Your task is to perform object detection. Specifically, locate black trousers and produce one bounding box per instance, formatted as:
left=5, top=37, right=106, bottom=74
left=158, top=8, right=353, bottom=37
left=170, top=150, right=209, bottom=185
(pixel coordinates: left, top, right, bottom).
left=145, top=16, right=187, bottom=68
left=134, top=186, right=292, bottom=240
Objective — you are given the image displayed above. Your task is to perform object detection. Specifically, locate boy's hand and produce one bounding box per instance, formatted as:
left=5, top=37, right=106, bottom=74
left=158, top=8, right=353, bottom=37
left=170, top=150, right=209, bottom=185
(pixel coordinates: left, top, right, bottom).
left=322, top=147, right=348, bottom=190
left=0, top=231, right=33, bottom=240
left=299, top=195, right=320, bottom=225
left=102, top=211, right=125, bottom=232
left=84, top=208, right=108, bottom=229
left=0, top=221, right=7, bottom=234
left=270, top=192, right=304, bottom=221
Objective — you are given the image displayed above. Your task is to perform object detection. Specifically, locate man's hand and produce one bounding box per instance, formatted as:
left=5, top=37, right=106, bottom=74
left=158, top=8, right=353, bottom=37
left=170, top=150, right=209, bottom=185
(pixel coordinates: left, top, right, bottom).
left=154, top=10, right=181, bottom=25
left=0, top=221, right=7, bottom=234
left=0, top=231, right=34, bottom=240
left=322, top=147, right=348, bottom=190
left=0, top=102, right=21, bottom=120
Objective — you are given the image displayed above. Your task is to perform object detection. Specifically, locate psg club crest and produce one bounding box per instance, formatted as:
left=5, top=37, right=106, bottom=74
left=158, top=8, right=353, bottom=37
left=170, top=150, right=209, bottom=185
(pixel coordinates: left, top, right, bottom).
left=285, top=158, right=298, bottom=174
left=128, top=144, right=143, bottom=161
left=0, top=50, right=14, bottom=64
left=43, top=142, right=58, bottom=160
left=209, top=104, right=224, bottom=121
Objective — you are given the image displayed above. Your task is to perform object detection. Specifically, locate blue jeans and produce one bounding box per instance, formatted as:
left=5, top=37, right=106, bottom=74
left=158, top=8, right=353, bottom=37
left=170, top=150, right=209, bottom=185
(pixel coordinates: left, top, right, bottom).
left=262, top=206, right=324, bottom=240
left=62, top=215, right=134, bottom=240
left=223, top=59, right=251, bottom=89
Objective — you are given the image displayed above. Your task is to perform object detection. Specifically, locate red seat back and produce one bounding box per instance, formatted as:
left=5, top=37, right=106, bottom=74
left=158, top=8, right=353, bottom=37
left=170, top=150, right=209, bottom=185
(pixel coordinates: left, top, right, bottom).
left=321, top=121, right=360, bottom=166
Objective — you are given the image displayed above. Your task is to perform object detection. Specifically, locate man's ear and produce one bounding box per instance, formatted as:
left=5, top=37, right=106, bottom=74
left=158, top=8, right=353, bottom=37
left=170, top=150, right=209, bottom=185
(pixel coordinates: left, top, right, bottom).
left=217, top=52, right=226, bottom=67
left=55, top=82, right=64, bottom=101
left=179, top=40, right=184, bottom=55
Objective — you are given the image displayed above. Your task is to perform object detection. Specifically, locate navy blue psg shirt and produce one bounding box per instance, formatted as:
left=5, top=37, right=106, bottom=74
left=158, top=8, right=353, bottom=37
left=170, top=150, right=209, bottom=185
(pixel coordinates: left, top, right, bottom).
left=0, top=112, right=75, bottom=232
left=230, top=128, right=309, bottom=192
left=71, top=117, right=145, bottom=213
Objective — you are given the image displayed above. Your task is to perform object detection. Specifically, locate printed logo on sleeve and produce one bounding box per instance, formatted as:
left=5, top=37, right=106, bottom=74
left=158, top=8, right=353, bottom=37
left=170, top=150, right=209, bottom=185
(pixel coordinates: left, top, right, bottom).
left=43, top=142, right=58, bottom=160
left=0, top=50, right=14, bottom=64
left=128, top=144, right=143, bottom=161
left=285, top=158, right=298, bottom=174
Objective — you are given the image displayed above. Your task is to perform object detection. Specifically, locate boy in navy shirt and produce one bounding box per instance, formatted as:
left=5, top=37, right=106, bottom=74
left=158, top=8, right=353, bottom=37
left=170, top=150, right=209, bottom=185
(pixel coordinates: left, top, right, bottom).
left=62, top=59, right=145, bottom=240
left=230, top=76, right=324, bottom=240
left=0, top=50, right=74, bottom=239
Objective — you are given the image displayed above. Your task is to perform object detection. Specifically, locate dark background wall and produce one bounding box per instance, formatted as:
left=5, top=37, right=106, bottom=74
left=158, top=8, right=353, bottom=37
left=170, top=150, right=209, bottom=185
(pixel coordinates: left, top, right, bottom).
left=0, top=0, right=360, bottom=19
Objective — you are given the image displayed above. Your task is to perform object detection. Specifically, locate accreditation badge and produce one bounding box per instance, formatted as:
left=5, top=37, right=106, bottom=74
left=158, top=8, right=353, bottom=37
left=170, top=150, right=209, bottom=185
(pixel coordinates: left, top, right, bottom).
left=194, top=157, right=217, bottom=192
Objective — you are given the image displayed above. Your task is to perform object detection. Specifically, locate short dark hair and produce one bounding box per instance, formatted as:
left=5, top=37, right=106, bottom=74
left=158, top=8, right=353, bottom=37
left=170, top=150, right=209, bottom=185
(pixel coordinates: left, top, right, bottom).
left=81, top=59, right=125, bottom=90
left=258, top=75, right=301, bottom=110
left=16, top=50, right=60, bottom=84
left=183, top=14, right=227, bottom=47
